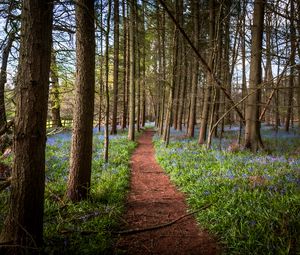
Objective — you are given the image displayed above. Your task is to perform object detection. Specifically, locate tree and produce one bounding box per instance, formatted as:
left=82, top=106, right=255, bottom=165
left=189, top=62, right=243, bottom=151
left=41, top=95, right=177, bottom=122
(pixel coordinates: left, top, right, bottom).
left=244, top=0, right=265, bottom=151
left=67, top=0, right=95, bottom=201
left=0, top=0, right=19, bottom=131
left=0, top=32, right=14, bottom=130
left=128, top=0, right=136, bottom=141
left=285, top=0, right=296, bottom=132
left=111, top=0, right=119, bottom=135
left=186, top=0, right=199, bottom=138
left=122, top=0, right=129, bottom=130
left=0, top=0, right=53, bottom=252
left=198, top=0, right=216, bottom=144
left=50, top=51, right=62, bottom=128
left=104, top=0, right=112, bottom=162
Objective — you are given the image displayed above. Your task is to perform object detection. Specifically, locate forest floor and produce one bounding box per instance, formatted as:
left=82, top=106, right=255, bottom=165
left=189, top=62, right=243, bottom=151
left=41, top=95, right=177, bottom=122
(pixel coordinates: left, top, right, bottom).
left=115, top=130, right=220, bottom=255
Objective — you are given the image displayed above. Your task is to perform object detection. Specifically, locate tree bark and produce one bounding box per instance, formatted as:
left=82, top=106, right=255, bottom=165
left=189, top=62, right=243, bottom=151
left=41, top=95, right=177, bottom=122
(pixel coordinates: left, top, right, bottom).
left=111, top=0, right=119, bottom=134
left=104, top=1, right=112, bottom=162
left=0, top=0, right=53, bottom=252
left=187, top=0, right=199, bottom=138
left=50, top=51, right=62, bottom=128
left=121, top=0, right=128, bottom=130
left=198, top=0, right=215, bottom=144
left=244, top=0, right=265, bottom=151
left=285, top=0, right=296, bottom=132
left=98, top=0, right=104, bottom=131
left=141, top=1, right=146, bottom=127
left=67, top=0, right=95, bottom=201
left=0, top=32, right=14, bottom=130
left=128, top=0, right=136, bottom=141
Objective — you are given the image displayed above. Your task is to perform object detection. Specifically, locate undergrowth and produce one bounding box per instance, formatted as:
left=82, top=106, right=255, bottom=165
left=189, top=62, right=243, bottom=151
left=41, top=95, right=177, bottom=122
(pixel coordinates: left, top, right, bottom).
left=0, top=129, right=137, bottom=254
left=154, top=127, right=300, bottom=255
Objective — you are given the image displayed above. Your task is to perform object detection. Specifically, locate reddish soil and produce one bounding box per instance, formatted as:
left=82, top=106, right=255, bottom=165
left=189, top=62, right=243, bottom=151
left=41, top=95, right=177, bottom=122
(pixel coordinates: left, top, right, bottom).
left=115, top=130, right=220, bottom=255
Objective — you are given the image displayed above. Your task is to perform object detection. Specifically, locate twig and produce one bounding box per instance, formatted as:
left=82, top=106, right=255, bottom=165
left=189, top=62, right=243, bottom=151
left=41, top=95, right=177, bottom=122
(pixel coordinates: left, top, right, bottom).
left=46, top=127, right=67, bottom=136
left=114, top=204, right=212, bottom=235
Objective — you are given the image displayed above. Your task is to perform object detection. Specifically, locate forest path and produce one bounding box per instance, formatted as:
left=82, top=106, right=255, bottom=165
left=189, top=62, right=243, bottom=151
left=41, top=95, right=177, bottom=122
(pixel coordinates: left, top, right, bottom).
left=115, top=130, right=219, bottom=255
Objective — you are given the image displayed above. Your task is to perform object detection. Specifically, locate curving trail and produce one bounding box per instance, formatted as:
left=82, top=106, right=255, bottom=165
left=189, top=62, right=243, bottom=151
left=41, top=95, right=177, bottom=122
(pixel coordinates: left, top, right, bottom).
left=115, top=130, right=220, bottom=255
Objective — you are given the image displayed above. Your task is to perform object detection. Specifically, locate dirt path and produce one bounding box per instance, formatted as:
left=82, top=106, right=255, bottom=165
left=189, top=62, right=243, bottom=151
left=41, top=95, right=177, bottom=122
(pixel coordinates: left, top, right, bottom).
left=115, top=130, right=220, bottom=255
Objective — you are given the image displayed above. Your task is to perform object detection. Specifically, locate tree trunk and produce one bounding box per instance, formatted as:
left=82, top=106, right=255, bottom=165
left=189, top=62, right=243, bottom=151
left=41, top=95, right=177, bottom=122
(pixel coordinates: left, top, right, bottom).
left=187, top=0, right=199, bottom=138
left=244, top=0, right=265, bottom=151
left=128, top=0, right=136, bottom=141
left=0, top=0, right=53, bottom=252
left=285, top=0, right=296, bottom=132
left=136, top=20, right=141, bottom=132
left=104, top=1, right=112, bottom=162
left=67, top=0, right=95, bottom=201
left=198, top=0, right=215, bottom=144
left=121, top=0, right=128, bottom=130
left=141, top=2, right=146, bottom=127
left=111, top=0, right=119, bottom=134
left=0, top=32, right=14, bottom=130
left=98, top=0, right=104, bottom=131
left=264, top=10, right=273, bottom=125
left=177, top=43, right=187, bottom=131
left=50, top=52, right=62, bottom=128
left=296, top=1, right=300, bottom=128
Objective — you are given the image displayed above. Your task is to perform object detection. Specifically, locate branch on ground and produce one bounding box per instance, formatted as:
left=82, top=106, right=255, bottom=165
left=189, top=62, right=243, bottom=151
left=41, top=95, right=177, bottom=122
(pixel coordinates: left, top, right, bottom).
left=114, top=204, right=212, bottom=235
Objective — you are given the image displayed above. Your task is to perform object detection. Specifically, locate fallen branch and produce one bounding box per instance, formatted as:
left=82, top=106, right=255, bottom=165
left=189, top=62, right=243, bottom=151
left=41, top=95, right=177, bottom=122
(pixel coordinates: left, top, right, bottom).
left=114, top=203, right=212, bottom=235
left=46, top=127, right=67, bottom=136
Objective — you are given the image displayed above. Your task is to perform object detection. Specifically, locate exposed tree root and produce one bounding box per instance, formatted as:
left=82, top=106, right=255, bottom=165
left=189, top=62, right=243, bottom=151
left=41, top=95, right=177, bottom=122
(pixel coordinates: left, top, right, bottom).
left=114, top=204, right=212, bottom=235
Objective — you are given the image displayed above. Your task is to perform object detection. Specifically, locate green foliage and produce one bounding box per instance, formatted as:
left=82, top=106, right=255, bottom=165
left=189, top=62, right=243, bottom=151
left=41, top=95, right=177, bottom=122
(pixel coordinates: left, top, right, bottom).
left=154, top=132, right=300, bottom=255
left=0, top=131, right=136, bottom=254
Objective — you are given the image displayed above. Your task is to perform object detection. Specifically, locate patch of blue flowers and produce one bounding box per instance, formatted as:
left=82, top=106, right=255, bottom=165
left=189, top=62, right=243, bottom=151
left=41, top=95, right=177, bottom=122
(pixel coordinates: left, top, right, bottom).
left=154, top=125, right=300, bottom=254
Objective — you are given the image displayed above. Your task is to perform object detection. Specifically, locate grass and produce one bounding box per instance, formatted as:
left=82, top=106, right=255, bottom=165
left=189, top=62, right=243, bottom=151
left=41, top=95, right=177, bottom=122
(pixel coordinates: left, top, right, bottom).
left=0, top=129, right=137, bottom=254
left=154, top=126, right=300, bottom=255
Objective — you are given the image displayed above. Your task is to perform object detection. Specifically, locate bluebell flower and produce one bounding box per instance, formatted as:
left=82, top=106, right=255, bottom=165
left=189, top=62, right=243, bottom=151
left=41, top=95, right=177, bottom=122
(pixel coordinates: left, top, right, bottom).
left=280, top=188, right=286, bottom=195
left=203, top=190, right=210, bottom=196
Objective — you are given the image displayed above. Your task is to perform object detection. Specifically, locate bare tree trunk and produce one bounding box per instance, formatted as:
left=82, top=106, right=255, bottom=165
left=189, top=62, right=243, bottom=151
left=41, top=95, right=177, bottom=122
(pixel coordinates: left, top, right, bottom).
left=111, top=0, right=119, bottom=134
left=187, top=0, right=199, bottom=138
left=241, top=0, right=248, bottom=141
left=198, top=0, right=215, bottom=144
left=244, top=0, right=265, bottom=151
left=140, top=1, right=146, bottom=127
left=296, top=1, right=300, bottom=128
left=67, top=0, right=95, bottom=201
left=136, top=18, right=141, bottom=132
left=98, top=0, right=104, bottom=131
left=104, top=1, right=112, bottom=162
left=163, top=23, right=178, bottom=145
left=264, top=10, right=274, bottom=125
left=285, top=0, right=296, bottom=132
left=0, top=0, right=53, bottom=252
left=0, top=32, right=14, bottom=130
left=177, top=43, right=187, bottom=131
left=121, top=0, right=128, bottom=130
left=50, top=52, right=62, bottom=128
left=128, top=0, right=136, bottom=141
